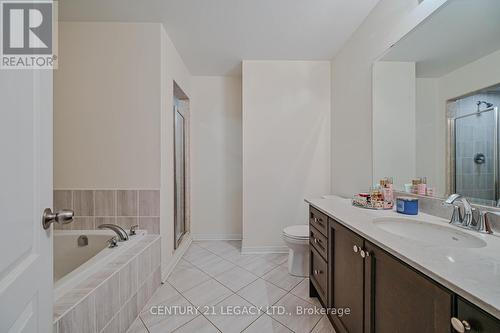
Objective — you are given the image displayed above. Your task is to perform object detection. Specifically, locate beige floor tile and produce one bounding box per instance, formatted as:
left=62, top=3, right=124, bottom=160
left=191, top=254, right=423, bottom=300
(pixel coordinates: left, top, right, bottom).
left=183, top=279, right=233, bottom=307
left=242, top=314, right=293, bottom=333
left=227, top=253, right=262, bottom=266
left=188, top=250, right=221, bottom=268
left=168, top=261, right=211, bottom=293
left=173, top=315, right=220, bottom=333
left=290, top=278, right=322, bottom=307
left=271, top=294, right=323, bottom=333
left=237, top=279, right=287, bottom=308
left=311, top=316, right=336, bottom=333
left=259, top=253, right=288, bottom=266
left=143, top=282, right=181, bottom=309
left=126, top=318, right=148, bottom=333
left=206, top=294, right=261, bottom=333
left=214, top=266, right=258, bottom=292
left=140, top=294, right=197, bottom=333
left=262, top=265, right=303, bottom=291
left=197, top=257, right=237, bottom=277
left=183, top=245, right=214, bottom=264
left=239, top=258, right=279, bottom=276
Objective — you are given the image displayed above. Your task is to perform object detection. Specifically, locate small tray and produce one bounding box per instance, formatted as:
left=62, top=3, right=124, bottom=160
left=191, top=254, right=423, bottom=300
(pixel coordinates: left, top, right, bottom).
left=352, top=195, right=393, bottom=210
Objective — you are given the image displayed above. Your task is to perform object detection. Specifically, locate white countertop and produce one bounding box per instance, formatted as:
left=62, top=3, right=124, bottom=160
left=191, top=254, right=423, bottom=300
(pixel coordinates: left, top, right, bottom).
left=306, top=195, right=500, bottom=319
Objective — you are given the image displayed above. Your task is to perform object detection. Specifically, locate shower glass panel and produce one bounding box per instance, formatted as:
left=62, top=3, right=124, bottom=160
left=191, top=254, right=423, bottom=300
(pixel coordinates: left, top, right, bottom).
left=454, top=107, right=498, bottom=205
left=174, top=105, right=186, bottom=248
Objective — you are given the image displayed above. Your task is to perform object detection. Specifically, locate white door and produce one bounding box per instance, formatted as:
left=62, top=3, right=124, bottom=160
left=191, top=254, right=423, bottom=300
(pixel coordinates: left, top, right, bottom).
left=0, top=67, right=53, bottom=332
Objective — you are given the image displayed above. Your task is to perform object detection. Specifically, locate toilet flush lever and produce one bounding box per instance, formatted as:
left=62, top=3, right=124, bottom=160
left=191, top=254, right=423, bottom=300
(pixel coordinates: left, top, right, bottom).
left=42, top=208, right=74, bottom=229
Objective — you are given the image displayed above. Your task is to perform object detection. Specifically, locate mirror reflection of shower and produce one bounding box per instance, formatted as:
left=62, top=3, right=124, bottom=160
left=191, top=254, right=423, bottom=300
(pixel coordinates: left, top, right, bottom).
left=448, top=83, right=500, bottom=207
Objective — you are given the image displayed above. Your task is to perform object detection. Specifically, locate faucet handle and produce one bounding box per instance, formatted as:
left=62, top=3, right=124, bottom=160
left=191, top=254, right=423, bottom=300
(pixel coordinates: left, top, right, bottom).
left=129, top=224, right=139, bottom=236
left=449, top=204, right=462, bottom=226
left=477, top=211, right=494, bottom=234
left=107, top=236, right=119, bottom=248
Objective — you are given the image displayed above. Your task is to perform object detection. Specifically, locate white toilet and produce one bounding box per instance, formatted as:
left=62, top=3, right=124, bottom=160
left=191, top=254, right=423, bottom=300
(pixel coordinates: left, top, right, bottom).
left=282, top=225, right=309, bottom=277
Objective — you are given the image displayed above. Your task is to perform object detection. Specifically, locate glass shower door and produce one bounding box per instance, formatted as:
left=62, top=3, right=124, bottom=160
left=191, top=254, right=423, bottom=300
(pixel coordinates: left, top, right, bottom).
left=454, top=107, right=498, bottom=204
left=174, top=106, right=186, bottom=248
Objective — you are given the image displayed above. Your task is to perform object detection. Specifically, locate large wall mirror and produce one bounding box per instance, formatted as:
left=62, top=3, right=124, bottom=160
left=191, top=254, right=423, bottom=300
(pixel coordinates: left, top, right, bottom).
left=372, top=0, right=500, bottom=207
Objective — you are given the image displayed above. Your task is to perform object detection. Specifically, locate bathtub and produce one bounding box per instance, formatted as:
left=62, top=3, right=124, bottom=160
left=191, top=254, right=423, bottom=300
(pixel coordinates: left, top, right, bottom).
left=53, top=230, right=162, bottom=332
left=53, top=229, right=147, bottom=300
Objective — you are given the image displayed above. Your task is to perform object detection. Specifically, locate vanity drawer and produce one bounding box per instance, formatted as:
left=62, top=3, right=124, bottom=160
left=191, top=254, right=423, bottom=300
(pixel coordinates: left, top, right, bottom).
left=310, top=207, right=328, bottom=236
left=310, top=226, right=327, bottom=261
left=310, top=245, right=328, bottom=305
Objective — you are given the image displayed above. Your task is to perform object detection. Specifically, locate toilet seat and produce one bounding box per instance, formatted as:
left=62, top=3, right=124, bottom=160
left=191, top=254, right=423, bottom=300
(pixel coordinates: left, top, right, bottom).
left=283, top=225, right=309, bottom=240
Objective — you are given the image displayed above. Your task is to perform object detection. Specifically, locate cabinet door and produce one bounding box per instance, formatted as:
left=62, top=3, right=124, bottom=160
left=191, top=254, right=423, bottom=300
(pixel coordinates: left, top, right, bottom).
left=364, top=241, right=453, bottom=333
left=455, top=297, right=500, bottom=333
left=332, top=222, right=365, bottom=333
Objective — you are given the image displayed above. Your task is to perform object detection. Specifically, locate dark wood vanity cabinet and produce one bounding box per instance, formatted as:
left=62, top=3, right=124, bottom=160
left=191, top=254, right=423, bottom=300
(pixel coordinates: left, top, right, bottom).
left=308, top=206, right=500, bottom=333
left=309, top=207, right=329, bottom=306
left=364, top=241, right=453, bottom=333
left=331, top=222, right=364, bottom=333
left=456, top=297, right=500, bottom=332
left=329, top=221, right=452, bottom=333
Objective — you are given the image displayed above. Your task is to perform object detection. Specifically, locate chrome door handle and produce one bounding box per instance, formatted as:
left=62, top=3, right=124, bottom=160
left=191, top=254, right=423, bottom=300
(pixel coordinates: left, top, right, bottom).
left=42, top=208, right=74, bottom=229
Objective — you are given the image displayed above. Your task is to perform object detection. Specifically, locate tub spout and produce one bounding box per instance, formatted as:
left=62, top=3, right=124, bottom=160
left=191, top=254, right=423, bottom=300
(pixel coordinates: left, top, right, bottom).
left=98, top=224, right=129, bottom=241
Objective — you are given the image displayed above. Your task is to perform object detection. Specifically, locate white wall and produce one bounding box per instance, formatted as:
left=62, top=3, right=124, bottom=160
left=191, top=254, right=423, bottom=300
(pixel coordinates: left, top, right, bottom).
left=55, top=22, right=194, bottom=280
left=242, top=61, right=331, bottom=252
left=54, top=22, right=162, bottom=189
left=415, top=78, right=440, bottom=193
left=331, top=0, right=448, bottom=196
left=191, top=76, right=242, bottom=240
left=372, top=61, right=416, bottom=189
left=160, top=27, right=192, bottom=279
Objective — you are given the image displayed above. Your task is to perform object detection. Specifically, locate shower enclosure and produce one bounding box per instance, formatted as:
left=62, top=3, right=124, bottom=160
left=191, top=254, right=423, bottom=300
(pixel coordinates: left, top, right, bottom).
left=449, top=102, right=499, bottom=206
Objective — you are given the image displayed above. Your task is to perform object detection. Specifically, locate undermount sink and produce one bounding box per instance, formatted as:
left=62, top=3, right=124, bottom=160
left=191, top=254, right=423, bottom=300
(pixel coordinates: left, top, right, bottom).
left=372, top=217, right=487, bottom=248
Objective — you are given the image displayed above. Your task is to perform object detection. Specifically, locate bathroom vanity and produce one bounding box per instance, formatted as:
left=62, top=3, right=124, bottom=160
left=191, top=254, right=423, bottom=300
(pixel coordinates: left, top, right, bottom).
left=308, top=196, right=500, bottom=333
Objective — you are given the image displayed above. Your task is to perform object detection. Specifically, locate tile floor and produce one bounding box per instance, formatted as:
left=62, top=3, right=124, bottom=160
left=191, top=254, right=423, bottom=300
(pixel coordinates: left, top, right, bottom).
left=126, top=240, right=336, bottom=333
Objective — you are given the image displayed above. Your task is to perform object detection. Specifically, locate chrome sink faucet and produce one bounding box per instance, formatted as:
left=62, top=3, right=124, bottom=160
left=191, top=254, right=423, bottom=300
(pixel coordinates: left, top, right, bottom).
left=98, top=224, right=129, bottom=241
left=444, top=194, right=473, bottom=228
left=443, top=194, right=494, bottom=234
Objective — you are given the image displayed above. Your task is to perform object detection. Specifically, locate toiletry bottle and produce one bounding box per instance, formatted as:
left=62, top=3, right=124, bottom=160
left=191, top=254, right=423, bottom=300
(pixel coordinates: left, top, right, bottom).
left=412, top=179, right=421, bottom=194
left=417, top=177, right=427, bottom=195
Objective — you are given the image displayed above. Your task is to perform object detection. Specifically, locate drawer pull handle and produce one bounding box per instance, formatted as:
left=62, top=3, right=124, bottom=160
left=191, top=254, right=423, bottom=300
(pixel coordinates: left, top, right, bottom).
left=353, top=245, right=359, bottom=253
left=313, top=217, right=324, bottom=226
left=313, top=269, right=322, bottom=275
left=451, top=317, right=471, bottom=332
left=313, top=238, right=325, bottom=251
left=360, top=250, right=370, bottom=258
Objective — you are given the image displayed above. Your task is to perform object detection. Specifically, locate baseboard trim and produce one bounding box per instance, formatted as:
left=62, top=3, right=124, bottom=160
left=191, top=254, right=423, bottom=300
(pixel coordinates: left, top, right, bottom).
left=192, top=233, right=242, bottom=241
left=241, top=245, right=289, bottom=254
left=161, top=233, right=192, bottom=282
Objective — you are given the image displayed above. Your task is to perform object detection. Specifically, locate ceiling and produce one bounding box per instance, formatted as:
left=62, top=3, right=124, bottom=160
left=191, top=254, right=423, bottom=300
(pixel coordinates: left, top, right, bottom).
left=382, top=0, right=500, bottom=78
left=59, top=0, right=379, bottom=76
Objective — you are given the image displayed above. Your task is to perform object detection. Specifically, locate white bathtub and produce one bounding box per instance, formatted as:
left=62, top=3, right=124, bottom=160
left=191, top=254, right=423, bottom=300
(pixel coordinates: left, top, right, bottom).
left=53, top=229, right=147, bottom=300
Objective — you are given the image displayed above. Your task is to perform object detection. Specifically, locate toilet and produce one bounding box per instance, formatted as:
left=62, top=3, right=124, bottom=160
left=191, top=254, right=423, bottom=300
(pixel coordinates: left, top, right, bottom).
left=282, top=225, right=309, bottom=277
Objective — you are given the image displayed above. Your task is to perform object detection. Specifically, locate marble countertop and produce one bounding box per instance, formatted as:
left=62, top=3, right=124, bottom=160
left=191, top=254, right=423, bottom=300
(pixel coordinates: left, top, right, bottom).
left=306, top=195, right=500, bottom=319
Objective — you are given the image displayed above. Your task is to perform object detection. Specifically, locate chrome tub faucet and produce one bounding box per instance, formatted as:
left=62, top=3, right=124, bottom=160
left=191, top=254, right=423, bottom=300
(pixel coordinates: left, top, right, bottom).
left=98, top=224, right=129, bottom=241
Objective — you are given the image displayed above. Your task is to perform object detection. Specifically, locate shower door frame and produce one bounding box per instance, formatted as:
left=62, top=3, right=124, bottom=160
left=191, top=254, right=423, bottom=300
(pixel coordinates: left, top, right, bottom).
left=447, top=106, right=499, bottom=202
left=173, top=104, right=187, bottom=249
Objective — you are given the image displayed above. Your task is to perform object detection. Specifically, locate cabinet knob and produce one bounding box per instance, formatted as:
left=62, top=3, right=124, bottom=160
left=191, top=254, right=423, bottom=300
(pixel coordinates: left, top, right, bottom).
left=314, top=238, right=318, bottom=244
left=313, top=269, right=322, bottom=275
left=451, top=317, right=471, bottom=332
left=360, top=250, right=367, bottom=258
left=353, top=245, right=359, bottom=253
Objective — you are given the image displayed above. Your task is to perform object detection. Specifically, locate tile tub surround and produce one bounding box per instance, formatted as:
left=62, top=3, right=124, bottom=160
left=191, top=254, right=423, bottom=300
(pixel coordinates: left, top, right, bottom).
left=128, top=240, right=335, bottom=333
left=307, top=195, right=500, bottom=320
left=54, top=235, right=161, bottom=333
left=54, top=189, right=160, bottom=234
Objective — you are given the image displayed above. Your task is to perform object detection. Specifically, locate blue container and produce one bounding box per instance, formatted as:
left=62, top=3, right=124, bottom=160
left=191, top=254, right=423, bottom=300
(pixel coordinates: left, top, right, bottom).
left=396, top=197, right=419, bottom=215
